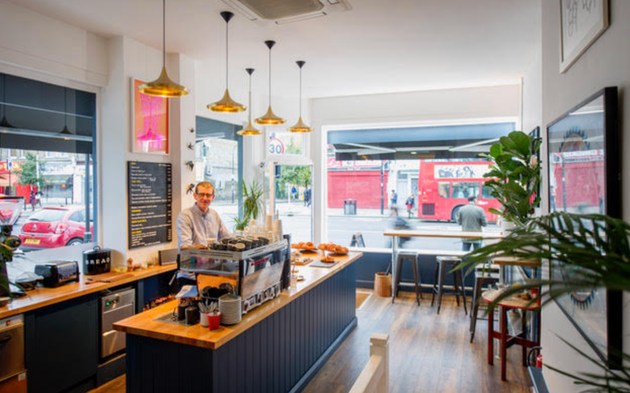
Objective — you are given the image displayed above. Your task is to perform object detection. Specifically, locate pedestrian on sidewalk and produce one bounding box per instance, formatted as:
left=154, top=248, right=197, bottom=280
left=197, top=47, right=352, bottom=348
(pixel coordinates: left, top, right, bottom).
left=29, top=190, right=37, bottom=211
left=390, top=189, right=398, bottom=209
left=405, top=194, right=415, bottom=218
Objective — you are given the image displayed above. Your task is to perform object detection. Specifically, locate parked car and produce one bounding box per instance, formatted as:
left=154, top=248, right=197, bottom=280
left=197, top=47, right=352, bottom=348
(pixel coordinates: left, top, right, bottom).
left=19, top=206, right=92, bottom=249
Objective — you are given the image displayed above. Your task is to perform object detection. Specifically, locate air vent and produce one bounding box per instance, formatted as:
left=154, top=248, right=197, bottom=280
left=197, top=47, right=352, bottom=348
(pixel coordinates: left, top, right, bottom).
left=222, top=0, right=351, bottom=23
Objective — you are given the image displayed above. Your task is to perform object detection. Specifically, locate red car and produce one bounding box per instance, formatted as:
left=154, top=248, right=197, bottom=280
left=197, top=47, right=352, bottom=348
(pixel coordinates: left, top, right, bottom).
left=19, top=207, right=92, bottom=250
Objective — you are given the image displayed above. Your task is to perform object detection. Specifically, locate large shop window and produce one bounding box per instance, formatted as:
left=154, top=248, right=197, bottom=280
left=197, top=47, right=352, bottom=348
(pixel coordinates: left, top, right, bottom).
left=326, top=122, right=513, bottom=250
left=195, top=117, right=243, bottom=230
left=0, top=73, right=96, bottom=252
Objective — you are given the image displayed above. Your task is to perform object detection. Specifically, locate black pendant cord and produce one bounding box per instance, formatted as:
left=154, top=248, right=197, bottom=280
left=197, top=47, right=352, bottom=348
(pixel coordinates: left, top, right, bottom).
left=225, top=19, right=229, bottom=89
left=268, top=48, right=272, bottom=107
left=162, top=0, right=166, bottom=68
left=247, top=70, right=253, bottom=122
left=299, top=66, right=302, bottom=116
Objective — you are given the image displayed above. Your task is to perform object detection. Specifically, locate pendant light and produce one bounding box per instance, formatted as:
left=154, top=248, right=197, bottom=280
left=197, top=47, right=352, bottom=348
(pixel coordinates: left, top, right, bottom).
left=138, top=0, right=189, bottom=98
left=289, top=61, right=312, bottom=133
left=237, top=68, right=262, bottom=136
left=59, top=87, right=73, bottom=140
left=208, top=11, right=245, bottom=112
left=0, top=74, right=14, bottom=129
left=255, top=41, right=285, bottom=125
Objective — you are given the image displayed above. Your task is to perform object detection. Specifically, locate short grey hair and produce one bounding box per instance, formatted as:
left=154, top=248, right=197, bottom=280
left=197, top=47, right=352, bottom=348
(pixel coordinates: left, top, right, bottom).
left=195, top=181, right=215, bottom=194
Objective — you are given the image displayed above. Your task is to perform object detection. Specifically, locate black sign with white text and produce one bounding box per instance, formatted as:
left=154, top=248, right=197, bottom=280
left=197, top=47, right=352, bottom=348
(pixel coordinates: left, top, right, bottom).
left=127, top=161, right=172, bottom=249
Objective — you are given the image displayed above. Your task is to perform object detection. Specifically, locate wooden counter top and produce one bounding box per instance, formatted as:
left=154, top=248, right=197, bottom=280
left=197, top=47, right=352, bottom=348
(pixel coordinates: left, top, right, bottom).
left=114, top=252, right=362, bottom=350
left=0, top=264, right=177, bottom=320
left=383, top=229, right=503, bottom=239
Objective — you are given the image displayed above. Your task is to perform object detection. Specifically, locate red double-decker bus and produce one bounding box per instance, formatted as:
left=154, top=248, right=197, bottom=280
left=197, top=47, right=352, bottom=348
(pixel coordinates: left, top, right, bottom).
left=417, top=160, right=500, bottom=222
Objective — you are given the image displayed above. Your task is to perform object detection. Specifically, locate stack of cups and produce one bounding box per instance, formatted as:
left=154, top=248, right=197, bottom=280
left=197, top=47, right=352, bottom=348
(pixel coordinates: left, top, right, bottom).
left=265, top=214, right=274, bottom=232
left=273, top=219, right=283, bottom=241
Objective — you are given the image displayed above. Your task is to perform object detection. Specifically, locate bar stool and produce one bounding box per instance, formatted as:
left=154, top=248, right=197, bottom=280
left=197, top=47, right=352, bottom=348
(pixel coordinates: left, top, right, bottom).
left=431, top=256, right=467, bottom=315
left=484, top=290, right=541, bottom=381
left=469, top=264, right=500, bottom=343
left=393, top=251, right=422, bottom=305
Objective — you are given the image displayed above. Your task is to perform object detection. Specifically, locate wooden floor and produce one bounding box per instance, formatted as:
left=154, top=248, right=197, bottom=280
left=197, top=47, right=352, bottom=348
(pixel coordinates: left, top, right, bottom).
left=90, top=291, right=531, bottom=393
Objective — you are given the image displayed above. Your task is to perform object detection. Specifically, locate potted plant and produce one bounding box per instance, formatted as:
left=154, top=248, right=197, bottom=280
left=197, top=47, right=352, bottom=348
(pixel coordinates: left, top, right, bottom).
left=483, top=131, right=541, bottom=228
left=459, top=212, right=630, bottom=391
left=233, top=180, right=265, bottom=231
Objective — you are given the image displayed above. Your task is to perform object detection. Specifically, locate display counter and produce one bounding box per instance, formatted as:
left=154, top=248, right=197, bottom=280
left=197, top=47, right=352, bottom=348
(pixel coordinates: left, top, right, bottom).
left=115, top=252, right=362, bottom=393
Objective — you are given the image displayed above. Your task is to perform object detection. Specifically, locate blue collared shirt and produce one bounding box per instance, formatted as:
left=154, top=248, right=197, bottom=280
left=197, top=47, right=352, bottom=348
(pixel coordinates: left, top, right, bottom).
left=176, top=203, right=231, bottom=248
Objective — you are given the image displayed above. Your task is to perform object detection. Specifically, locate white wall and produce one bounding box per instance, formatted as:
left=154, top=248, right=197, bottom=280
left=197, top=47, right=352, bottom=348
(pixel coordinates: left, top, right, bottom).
left=0, top=0, right=107, bottom=87
left=0, top=1, right=198, bottom=268
left=539, top=1, right=630, bottom=391
left=101, top=36, right=196, bottom=268
left=309, top=84, right=520, bottom=244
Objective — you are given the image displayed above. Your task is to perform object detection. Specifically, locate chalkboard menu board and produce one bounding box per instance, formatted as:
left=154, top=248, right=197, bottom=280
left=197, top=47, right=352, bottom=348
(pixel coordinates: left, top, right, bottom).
left=127, top=161, right=172, bottom=249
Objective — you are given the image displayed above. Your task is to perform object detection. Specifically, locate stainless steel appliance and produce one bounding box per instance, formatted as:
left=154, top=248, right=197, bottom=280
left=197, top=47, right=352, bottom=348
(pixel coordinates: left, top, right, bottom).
left=180, top=240, right=289, bottom=314
left=100, top=288, right=135, bottom=359
left=34, top=260, right=79, bottom=287
left=0, top=314, right=26, bottom=393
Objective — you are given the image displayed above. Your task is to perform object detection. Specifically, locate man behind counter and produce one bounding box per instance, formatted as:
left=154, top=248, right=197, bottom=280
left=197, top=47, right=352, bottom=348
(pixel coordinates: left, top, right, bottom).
left=176, top=181, right=231, bottom=249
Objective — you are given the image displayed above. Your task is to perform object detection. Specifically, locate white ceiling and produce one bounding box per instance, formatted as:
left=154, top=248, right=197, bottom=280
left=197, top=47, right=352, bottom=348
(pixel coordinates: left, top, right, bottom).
left=10, top=0, right=541, bottom=99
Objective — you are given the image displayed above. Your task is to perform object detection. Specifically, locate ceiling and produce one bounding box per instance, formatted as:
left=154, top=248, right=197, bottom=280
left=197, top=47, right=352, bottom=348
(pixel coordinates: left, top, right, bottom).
left=10, top=0, right=541, bottom=99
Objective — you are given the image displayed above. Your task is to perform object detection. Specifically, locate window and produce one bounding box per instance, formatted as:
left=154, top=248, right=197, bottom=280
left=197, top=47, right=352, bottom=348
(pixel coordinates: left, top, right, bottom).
left=195, top=117, right=242, bottom=229
left=481, top=184, right=494, bottom=199
left=0, top=73, right=96, bottom=252
left=451, top=182, right=479, bottom=199
left=326, top=122, right=512, bottom=249
left=438, top=183, right=450, bottom=198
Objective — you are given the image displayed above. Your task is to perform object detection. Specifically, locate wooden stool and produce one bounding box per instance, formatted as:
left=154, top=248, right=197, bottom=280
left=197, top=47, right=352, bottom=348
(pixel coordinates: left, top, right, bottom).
left=430, top=256, right=467, bottom=315
left=469, top=265, right=499, bottom=343
left=392, top=251, right=422, bottom=305
left=483, top=290, right=540, bottom=381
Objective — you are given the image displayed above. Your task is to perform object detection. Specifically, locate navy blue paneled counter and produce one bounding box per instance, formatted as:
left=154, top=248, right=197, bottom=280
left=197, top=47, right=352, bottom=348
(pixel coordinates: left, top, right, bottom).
left=114, top=252, right=362, bottom=393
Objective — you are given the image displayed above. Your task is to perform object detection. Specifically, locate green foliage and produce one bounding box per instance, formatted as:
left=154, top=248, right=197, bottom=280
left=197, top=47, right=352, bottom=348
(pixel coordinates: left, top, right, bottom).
left=456, top=212, right=630, bottom=392
left=16, top=152, right=46, bottom=189
left=482, top=131, right=541, bottom=227
left=233, top=180, right=265, bottom=231
left=279, top=165, right=311, bottom=190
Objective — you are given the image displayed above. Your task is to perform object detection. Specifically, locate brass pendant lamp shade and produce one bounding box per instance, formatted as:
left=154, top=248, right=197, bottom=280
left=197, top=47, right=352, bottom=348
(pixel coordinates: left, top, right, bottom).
left=255, top=41, right=285, bottom=125
left=237, top=68, right=262, bottom=136
left=289, top=60, right=312, bottom=133
left=208, top=11, right=245, bottom=112
left=138, top=0, right=189, bottom=98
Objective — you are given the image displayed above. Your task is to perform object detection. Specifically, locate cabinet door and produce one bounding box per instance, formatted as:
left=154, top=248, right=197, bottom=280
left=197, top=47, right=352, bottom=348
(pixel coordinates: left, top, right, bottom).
left=25, top=294, right=98, bottom=393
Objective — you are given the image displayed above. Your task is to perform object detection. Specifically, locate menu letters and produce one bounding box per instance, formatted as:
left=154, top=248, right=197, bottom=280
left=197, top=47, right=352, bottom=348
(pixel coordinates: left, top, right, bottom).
left=127, top=161, right=172, bottom=249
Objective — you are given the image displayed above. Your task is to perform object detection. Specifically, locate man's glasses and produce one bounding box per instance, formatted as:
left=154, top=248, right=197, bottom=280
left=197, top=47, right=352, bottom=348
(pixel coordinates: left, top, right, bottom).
left=196, top=193, right=215, bottom=199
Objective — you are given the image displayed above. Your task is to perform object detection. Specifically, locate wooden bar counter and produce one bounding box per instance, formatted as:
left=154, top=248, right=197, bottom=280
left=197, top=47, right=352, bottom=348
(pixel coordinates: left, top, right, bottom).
left=115, top=252, right=362, bottom=393
left=0, top=264, right=177, bottom=320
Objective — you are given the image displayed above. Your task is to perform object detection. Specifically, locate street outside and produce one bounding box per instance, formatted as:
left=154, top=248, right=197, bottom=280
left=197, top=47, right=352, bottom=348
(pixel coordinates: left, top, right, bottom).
left=9, top=198, right=500, bottom=253
left=213, top=200, right=501, bottom=251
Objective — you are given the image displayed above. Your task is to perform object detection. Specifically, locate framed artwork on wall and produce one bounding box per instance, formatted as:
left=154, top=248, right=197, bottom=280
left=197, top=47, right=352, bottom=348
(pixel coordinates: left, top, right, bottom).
left=559, top=0, right=610, bottom=73
left=131, top=78, right=169, bottom=154
left=547, top=86, right=621, bottom=366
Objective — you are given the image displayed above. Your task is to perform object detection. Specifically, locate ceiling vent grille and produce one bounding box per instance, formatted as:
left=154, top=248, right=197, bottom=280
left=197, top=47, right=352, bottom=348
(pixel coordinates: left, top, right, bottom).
left=221, top=0, right=351, bottom=24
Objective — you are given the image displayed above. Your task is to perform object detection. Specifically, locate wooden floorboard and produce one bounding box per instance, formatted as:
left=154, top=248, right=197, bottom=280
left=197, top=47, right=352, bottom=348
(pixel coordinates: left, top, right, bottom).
left=90, top=291, right=531, bottom=393
left=303, top=291, right=532, bottom=393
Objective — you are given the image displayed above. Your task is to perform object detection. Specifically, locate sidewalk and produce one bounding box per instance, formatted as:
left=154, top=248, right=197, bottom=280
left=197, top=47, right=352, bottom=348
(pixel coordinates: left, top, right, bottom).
left=213, top=200, right=409, bottom=218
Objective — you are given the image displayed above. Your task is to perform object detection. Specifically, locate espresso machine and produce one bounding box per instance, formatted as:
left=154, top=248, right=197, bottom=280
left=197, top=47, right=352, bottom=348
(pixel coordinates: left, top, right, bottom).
left=179, top=238, right=290, bottom=314
left=0, top=197, right=24, bottom=298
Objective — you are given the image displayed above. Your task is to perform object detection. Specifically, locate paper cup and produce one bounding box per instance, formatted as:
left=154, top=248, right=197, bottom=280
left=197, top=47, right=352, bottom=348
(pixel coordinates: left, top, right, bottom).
left=200, top=311, right=209, bottom=327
